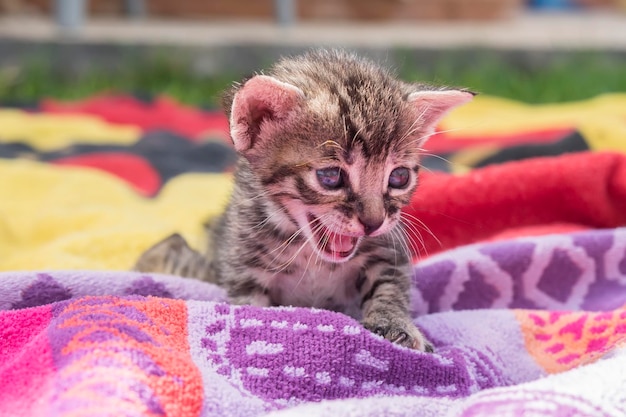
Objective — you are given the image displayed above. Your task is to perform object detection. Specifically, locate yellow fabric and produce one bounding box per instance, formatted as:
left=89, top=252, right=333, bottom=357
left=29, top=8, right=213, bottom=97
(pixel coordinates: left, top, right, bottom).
left=0, top=109, right=140, bottom=151
left=443, top=93, right=626, bottom=152
left=0, top=159, right=233, bottom=271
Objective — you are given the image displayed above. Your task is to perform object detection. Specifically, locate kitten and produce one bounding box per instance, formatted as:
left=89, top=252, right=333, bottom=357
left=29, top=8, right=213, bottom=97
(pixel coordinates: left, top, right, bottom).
left=134, top=49, right=473, bottom=351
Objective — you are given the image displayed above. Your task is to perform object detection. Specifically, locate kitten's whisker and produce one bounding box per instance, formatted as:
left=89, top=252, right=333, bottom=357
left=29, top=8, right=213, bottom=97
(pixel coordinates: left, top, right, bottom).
left=401, top=211, right=441, bottom=246
left=400, top=211, right=432, bottom=238
left=407, top=125, right=476, bottom=151
left=415, top=162, right=437, bottom=175
left=393, top=104, right=431, bottom=148
left=293, top=234, right=323, bottom=300
left=388, top=227, right=402, bottom=267
left=279, top=219, right=327, bottom=274
left=390, top=221, right=413, bottom=264
left=266, top=239, right=305, bottom=274
left=415, top=157, right=470, bottom=175
left=265, top=215, right=312, bottom=257
left=398, top=220, right=426, bottom=260
left=264, top=220, right=315, bottom=273
left=250, top=209, right=284, bottom=231
left=311, top=213, right=334, bottom=254
left=268, top=229, right=303, bottom=258
left=269, top=237, right=311, bottom=276
left=290, top=221, right=329, bottom=300
left=349, top=124, right=366, bottom=149
left=266, top=213, right=331, bottom=274
left=392, top=223, right=415, bottom=260
left=317, top=140, right=346, bottom=153
left=398, top=111, right=427, bottom=144
left=406, top=200, right=476, bottom=227
left=394, top=222, right=420, bottom=262
left=228, top=190, right=273, bottom=210
left=417, top=152, right=455, bottom=169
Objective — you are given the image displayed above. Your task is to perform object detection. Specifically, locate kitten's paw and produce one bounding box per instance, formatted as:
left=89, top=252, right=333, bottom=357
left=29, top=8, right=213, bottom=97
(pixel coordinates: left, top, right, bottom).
left=362, top=317, right=434, bottom=352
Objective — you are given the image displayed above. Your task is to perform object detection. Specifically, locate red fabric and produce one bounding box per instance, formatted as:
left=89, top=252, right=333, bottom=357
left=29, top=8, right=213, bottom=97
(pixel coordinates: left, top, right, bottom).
left=40, top=95, right=230, bottom=140
left=405, top=152, right=626, bottom=257
left=52, top=153, right=161, bottom=196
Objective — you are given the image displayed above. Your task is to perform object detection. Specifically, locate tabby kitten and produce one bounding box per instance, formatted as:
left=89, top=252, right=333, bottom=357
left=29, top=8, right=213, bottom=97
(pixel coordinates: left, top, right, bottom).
left=135, top=49, right=473, bottom=351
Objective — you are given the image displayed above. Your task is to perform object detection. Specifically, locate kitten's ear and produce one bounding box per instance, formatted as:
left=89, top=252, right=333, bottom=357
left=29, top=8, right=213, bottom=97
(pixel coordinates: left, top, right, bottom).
left=229, top=75, right=304, bottom=153
left=407, top=89, right=475, bottom=134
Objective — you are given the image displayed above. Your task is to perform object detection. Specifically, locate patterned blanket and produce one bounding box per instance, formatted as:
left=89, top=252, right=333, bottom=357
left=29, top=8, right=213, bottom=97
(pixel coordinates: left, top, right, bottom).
left=1, top=94, right=626, bottom=416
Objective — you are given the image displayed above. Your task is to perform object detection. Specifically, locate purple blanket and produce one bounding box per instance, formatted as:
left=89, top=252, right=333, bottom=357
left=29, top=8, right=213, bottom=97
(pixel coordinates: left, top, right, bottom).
left=2, top=227, right=626, bottom=417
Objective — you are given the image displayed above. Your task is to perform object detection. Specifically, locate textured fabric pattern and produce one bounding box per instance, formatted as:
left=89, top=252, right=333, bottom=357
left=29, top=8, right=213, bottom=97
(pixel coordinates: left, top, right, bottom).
left=2, top=226, right=626, bottom=416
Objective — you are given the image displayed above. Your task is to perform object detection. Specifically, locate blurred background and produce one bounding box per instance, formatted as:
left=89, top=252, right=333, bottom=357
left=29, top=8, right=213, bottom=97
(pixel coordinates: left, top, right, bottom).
left=0, top=0, right=625, bottom=106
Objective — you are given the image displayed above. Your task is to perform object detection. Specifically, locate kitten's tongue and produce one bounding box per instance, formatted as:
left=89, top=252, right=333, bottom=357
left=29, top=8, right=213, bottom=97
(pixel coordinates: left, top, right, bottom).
left=327, top=231, right=356, bottom=253
left=308, top=214, right=359, bottom=261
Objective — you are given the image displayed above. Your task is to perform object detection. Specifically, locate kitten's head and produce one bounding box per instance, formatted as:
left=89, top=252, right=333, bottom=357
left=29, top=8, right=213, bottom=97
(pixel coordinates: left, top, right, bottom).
left=223, top=50, right=473, bottom=263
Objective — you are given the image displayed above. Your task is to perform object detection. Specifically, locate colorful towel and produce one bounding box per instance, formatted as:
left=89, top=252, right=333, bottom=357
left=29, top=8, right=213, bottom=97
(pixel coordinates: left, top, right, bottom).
left=2, top=227, right=626, bottom=416
left=1, top=94, right=626, bottom=416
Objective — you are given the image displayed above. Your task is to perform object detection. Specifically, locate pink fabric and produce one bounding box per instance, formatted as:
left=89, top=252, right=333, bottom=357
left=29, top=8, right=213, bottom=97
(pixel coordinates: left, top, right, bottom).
left=0, top=306, right=54, bottom=417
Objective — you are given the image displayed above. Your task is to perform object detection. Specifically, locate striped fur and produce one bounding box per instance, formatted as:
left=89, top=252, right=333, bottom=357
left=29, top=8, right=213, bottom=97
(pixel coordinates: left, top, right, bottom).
left=135, top=50, right=473, bottom=351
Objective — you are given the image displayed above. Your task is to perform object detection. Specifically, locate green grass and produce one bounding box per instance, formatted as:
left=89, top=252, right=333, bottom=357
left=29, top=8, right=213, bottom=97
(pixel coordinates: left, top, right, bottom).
left=397, top=50, right=626, bottom=103
left=1, top=50, right=625, bottom=106
left=0, top=55, right=235, bottom=108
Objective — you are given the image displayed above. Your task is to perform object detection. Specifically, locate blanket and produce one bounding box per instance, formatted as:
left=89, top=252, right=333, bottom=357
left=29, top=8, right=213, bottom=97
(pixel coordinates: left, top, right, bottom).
left=2, top=94, right=626, bottom=416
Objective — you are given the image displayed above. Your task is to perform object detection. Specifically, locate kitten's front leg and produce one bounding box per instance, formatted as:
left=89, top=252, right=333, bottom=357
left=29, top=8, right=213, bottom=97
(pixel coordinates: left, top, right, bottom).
left=229, top=291, right=272, bottom=308
left=359, top=267, right=433, bottom=352
left=223, top=274, right=273, bottom=308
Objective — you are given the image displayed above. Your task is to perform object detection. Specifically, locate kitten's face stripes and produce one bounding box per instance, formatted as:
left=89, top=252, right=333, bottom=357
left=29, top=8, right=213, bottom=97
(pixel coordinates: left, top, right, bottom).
left=225, top=50, right=472, bottom=265
left=262, top=137, right=420, bottom=263
left=229, top=52, right=429, bottom=264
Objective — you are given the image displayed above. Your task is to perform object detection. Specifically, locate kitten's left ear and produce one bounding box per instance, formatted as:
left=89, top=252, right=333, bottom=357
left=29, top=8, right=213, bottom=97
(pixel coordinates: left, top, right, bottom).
left=407, top=89, right=475, bottom=135
left=229, top=75, right=304, bottom=153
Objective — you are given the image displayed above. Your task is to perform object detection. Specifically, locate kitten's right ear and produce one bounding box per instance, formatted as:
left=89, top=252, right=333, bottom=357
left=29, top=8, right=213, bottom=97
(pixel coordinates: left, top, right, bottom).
left=229, top=75, right=304, bottom=153
left=407, top=89, right=475, bottom=134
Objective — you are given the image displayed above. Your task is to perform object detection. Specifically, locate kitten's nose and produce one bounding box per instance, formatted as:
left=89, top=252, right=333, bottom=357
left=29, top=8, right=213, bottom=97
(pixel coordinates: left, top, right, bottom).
left=359, top=217, right=384, bottom=236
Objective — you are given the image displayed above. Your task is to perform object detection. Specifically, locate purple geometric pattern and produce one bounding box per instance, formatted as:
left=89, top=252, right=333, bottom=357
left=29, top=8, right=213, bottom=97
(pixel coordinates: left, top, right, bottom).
left=413, top=228, right=626, bottom=313
left=536, top=248, right=582, bottom=303
left=2, top=227, right=626, bottom=416
left=452, top=264, right=501, bottom=310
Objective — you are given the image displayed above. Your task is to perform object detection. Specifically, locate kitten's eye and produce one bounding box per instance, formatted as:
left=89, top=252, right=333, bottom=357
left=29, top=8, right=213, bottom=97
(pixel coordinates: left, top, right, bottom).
left=389, top=167, right=410, bottom=189
left=316, top=167, right=344, bottom=189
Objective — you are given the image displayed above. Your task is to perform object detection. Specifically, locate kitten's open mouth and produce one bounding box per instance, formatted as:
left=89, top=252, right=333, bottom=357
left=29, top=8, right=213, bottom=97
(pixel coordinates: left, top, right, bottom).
left=307, top=214, right=360, bottom=262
